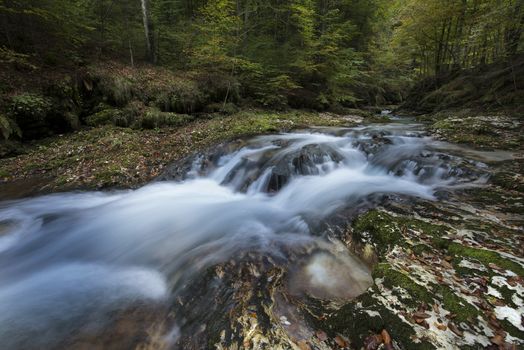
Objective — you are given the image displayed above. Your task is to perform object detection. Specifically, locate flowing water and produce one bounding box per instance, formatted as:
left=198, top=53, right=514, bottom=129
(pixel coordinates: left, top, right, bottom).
left=0, top=120, right=502, bottom=349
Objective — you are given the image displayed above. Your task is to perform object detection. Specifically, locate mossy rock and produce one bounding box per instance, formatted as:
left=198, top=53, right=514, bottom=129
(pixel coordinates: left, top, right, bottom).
left=321, top=290, right=435, bottom=350
left=352, top=210, right=448, bottom=254
left=491, top=170, right=524, bottom=193
left=373, top=263, right=434, bottom=306
left=465, top=187, right=524, bottom=214
left=372, top=264, right=481, bottom=330
left=431, top=115, right=521, bottom=149
left=447, top=243, right=524, bottom=276
left=435, top=284, right=479, bottom=323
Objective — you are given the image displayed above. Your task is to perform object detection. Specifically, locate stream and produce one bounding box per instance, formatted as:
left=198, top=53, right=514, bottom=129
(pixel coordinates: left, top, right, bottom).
left=0, top=118, right=516, bottom=349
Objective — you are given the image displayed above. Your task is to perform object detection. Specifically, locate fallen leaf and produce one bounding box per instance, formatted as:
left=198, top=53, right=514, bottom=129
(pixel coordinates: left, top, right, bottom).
left=297, top=340, right=311, bottom=350
left=334, top=335, right=348, bottom=348
left=316, top=330, right=328, bottom=341
left=435, top=323, right=447, bottom=331
left=363, top=334, right=383, bottom=350
left=413, top=312, right=431, bottom=319
left=381, top=329, right=391, bottom=344
left=491, top=334, right=504, bottom=346
left=448, top=322, right=463, bottom=337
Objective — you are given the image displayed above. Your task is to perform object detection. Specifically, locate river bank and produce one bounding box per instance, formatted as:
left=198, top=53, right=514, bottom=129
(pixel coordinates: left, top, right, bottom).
left=0, top=110, right=366, bottom=198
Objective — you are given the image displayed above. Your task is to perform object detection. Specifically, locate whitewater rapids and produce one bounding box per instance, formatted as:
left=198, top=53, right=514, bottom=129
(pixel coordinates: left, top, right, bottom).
left=0, top=122, right=489, bottom=348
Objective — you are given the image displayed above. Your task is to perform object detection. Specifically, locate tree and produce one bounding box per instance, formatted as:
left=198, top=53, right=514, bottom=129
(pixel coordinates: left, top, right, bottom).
left=141, top=0, right=156, bottom=63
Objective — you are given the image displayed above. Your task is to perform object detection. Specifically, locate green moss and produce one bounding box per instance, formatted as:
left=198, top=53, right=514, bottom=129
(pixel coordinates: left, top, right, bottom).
left=499, top=318, right=524, bottom=339
left=154, top=78, right=205, bottom=114
left=352, top=210, right=448, bottom=254
left=373, top=263, right=433, bottom=305
left=447, top=243, right=524, bottom=276
left=498, top=286, right=518, bottom=308
left=436, top=285, right=479, bottom=323
left=353, top=211, right=403, bottom=253
left=320, top=291, right=435, bottom=350
left=451, top=257, right=479, bottom=277
left=411, top=244, right=431, bottom=255
left=98, top=76, right=133, bottom=106
left=373, top=264, right=480, bottom=325
left=431, top=237, right=451, bottom=250
left=365, top=115, right=391, bottom=123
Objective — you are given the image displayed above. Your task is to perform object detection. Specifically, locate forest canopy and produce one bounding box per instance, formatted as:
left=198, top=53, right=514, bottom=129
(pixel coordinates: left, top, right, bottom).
left=0, top=0, right=522, bottom=142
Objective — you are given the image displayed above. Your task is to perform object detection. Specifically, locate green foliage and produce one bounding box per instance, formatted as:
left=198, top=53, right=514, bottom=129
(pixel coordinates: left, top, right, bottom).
left=1, top=0, right=520, bottom=142
left=256, top=74, right=301, bottom=110
left=9, top=94, right=53, bottom=124
left=389, top=0, right=524, bottom=77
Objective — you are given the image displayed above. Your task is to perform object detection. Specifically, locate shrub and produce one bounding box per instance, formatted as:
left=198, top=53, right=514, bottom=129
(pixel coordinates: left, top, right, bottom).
left=9, top=93, right=52, bottom=122
left=45, top=79, right=82, bottom=132
left=8, top=91, right=82, bottom=138
left=154, top=78, right=206, bottom=114
left=252, top=74, right=300, bottom=110
left=85, top=108, right=123, bottom=127
left=97, top=76, right=133, bottom=107
left=0, top=47, right=37, bottom=71
left=8, top=93, right=53, bottom=138
left=137, top=108, right=195, bottom=129
left=204, top=102, right=239, bottom=115
left=195, top=72, right=240, bottom=104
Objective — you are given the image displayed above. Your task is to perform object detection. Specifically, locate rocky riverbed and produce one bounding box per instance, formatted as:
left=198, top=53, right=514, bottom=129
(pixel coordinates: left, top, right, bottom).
left=0, top=111, right=522, bottom=350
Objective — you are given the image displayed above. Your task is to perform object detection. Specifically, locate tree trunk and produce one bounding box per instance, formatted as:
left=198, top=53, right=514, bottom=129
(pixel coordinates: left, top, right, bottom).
left=452, top=0, right=467, bottom=70
left=435, top=20, right=447, bottom=75
left=141, top=0, right=156, bottom=63
left=505, top=0, right=524, bottom=57
left=129, top=39, right=134, bottom=67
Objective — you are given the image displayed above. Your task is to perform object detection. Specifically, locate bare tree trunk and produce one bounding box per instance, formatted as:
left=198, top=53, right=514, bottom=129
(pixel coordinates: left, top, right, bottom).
left=435, top=21, right=447, bottom=75
left=141, top=0, right=156, bottom=63
left=129, top=39, right=134, bottom=67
